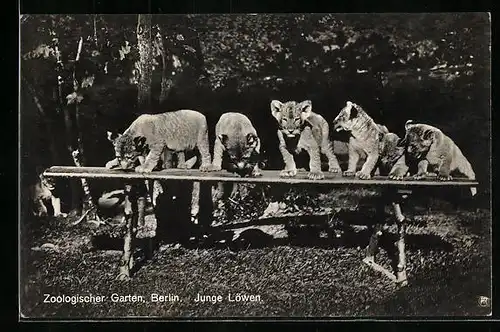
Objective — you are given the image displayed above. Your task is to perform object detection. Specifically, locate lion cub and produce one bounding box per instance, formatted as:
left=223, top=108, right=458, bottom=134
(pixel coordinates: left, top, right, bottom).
left=270, top=99, right=342, bottom=180
left=398, top=120, right=477, bottom=195
left=28, top=171, right=66, bottom=217
left=105, top=109, right=213, bottom=173
left=377, top=132, right=410, bottom=179
left=212, top=112, right=262, bottom=207
left=332, top=101, right=389, bottom=179
left=212, top=112, right=262, bottom=177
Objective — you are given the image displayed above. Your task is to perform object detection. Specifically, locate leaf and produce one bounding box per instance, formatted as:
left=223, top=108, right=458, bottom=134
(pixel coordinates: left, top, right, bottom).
left=81, top=75, right=95, bottom=88
left=119, top=42, right=131, bottom=60
left=22, top=44, right=55, bottom=60
left=66, top=92, right=84, bottom=105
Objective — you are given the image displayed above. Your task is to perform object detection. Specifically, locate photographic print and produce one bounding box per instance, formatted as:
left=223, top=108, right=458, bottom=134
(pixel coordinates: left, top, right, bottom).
left=19, top=13, right=491, bottom=319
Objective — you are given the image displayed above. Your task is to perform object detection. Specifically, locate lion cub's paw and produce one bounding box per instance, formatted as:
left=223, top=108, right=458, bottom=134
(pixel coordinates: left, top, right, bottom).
left=280, top=168, right=297, bottom=177
left=135, top=165, right=153, bottom=173
left=105, top=159, right=119, bottom=169
left=438, top=174, right=453, bottom=181
left=413, top=172, right=438, bottom=180
left=412, top=173, right=426, bottom=180
left=211, top=164, right=223, bottom=172
left=389, top=174, right=404, bottom=180
left=389, top=168, right=407, bottom=180
left=356, top=171, right=371, bottom=180
left=252, top=169, right=263, bottom=177
left=199, top=164, right=214, bottom=172
left=308, top=171, right=325, bottom=180
left=343, top=170, right=356, bottom=177
left=328, top=167, right=342, bottom=174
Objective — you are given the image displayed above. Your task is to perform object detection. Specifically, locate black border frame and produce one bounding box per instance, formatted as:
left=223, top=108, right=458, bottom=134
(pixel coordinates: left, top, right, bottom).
left=15, top=0, right=496, bottom=329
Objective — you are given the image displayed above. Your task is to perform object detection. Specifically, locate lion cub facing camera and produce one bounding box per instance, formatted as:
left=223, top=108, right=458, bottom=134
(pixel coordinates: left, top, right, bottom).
left=212, top=112, right=262, bottom=207
left=212, top=112, right=262, bottom=177
left=270, top=99, right=342, bottom=180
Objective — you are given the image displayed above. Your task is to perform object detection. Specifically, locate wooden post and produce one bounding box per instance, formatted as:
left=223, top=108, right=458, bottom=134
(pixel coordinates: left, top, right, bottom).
left=364, top=194, right=386, bottom=262
left=362, top=192, right=398, bottom=282
left=393, top=189, right=411, bottom=286
left=363, top=188, right=411, bottom=286
left=117, top=182, right=147, bottom=280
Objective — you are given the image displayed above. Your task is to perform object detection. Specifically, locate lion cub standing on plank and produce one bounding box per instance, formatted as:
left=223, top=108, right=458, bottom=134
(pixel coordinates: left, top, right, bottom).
left=105, top=109, right=213, bottom=173
left=212, top=112, right=262, bottom=177
left=270, top=99, right=342, bottom=180
left=398, top=120, right=477, bottom=196
left=212, top=112, right=262, bottom=206
left=332, top=101, right=389, bottom=180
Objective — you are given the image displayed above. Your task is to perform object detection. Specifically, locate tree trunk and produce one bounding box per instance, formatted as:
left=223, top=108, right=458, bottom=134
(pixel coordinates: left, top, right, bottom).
left=73, top=37, right=87, bottom=167
left=136, top=14, right=153, bottom=113
left=51, top=24, right=81, bottom=214
left=93, top=14, right=98, bottom=48
left=155, top=26, right=171, bottom=105
left=72, top=36, right=97, bottom=221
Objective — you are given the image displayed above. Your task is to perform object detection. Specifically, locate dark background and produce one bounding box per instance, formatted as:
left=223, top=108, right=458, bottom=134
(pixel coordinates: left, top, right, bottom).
left=20, top=13, right=491, bottom=205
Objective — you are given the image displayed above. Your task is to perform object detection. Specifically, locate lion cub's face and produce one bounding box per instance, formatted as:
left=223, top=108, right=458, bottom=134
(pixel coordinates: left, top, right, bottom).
left=398, top=122, right=434, bottom=159
left=107, top=131, right=147, bottom=170
left=219, top=133, right=260, bottom=177
left=270, top=100, right=312, bottom=138
left=332, top=101, right=361, bottom=132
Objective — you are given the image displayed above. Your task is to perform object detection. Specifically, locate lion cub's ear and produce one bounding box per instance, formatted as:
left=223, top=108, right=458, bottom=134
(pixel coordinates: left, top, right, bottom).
left=107, top=131, right=121, bottom=143
left=246, top=133, right=260, bottom=153
left=421, top=129, right=434, bottom=146
left=270, top=100, right=283, bottom=121
left=405, top=120, right=415, bottom=130
left=346, top=101, right=358, bottom=120
left=299, top=100, right=312, bottom=121
left=218, top=134, right=229, bottom=148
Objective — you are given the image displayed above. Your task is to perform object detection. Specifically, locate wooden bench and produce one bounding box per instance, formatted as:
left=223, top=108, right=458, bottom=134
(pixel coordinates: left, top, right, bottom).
left=43, top=166, right=478, bottom=286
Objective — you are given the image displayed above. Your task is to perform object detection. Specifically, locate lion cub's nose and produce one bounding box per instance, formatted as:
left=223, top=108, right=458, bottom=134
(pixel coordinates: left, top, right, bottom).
left=237, top=162, right=245, bottom=169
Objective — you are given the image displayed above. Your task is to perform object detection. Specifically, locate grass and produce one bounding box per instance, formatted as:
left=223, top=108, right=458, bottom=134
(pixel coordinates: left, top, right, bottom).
left=19, top=188, right=491, bottom=318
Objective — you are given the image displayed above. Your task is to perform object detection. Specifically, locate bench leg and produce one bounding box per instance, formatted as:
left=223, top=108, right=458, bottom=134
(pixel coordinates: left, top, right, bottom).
left=392, top=199, right=408, bottom=286
left=364, top=195, right=385, bottom=262
left=117, top=183, right=144, bottom=281
left=363, top=195, right=398, bottom=282
left=191, top=181, right=200, bottom=224
left=363, top=190, right=410, bottom=286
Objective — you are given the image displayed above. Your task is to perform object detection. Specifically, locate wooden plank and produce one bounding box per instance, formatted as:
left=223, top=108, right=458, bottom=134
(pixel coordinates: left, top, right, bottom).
left=362, top=257, right=398, bottom=283
left=44, top=166, right=479, bottom=187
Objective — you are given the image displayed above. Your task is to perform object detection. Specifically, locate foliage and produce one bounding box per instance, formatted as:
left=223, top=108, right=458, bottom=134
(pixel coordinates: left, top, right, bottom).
left=20, top=13, right=491, bottom=199
left=21, top=13, right=489, bottom=106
